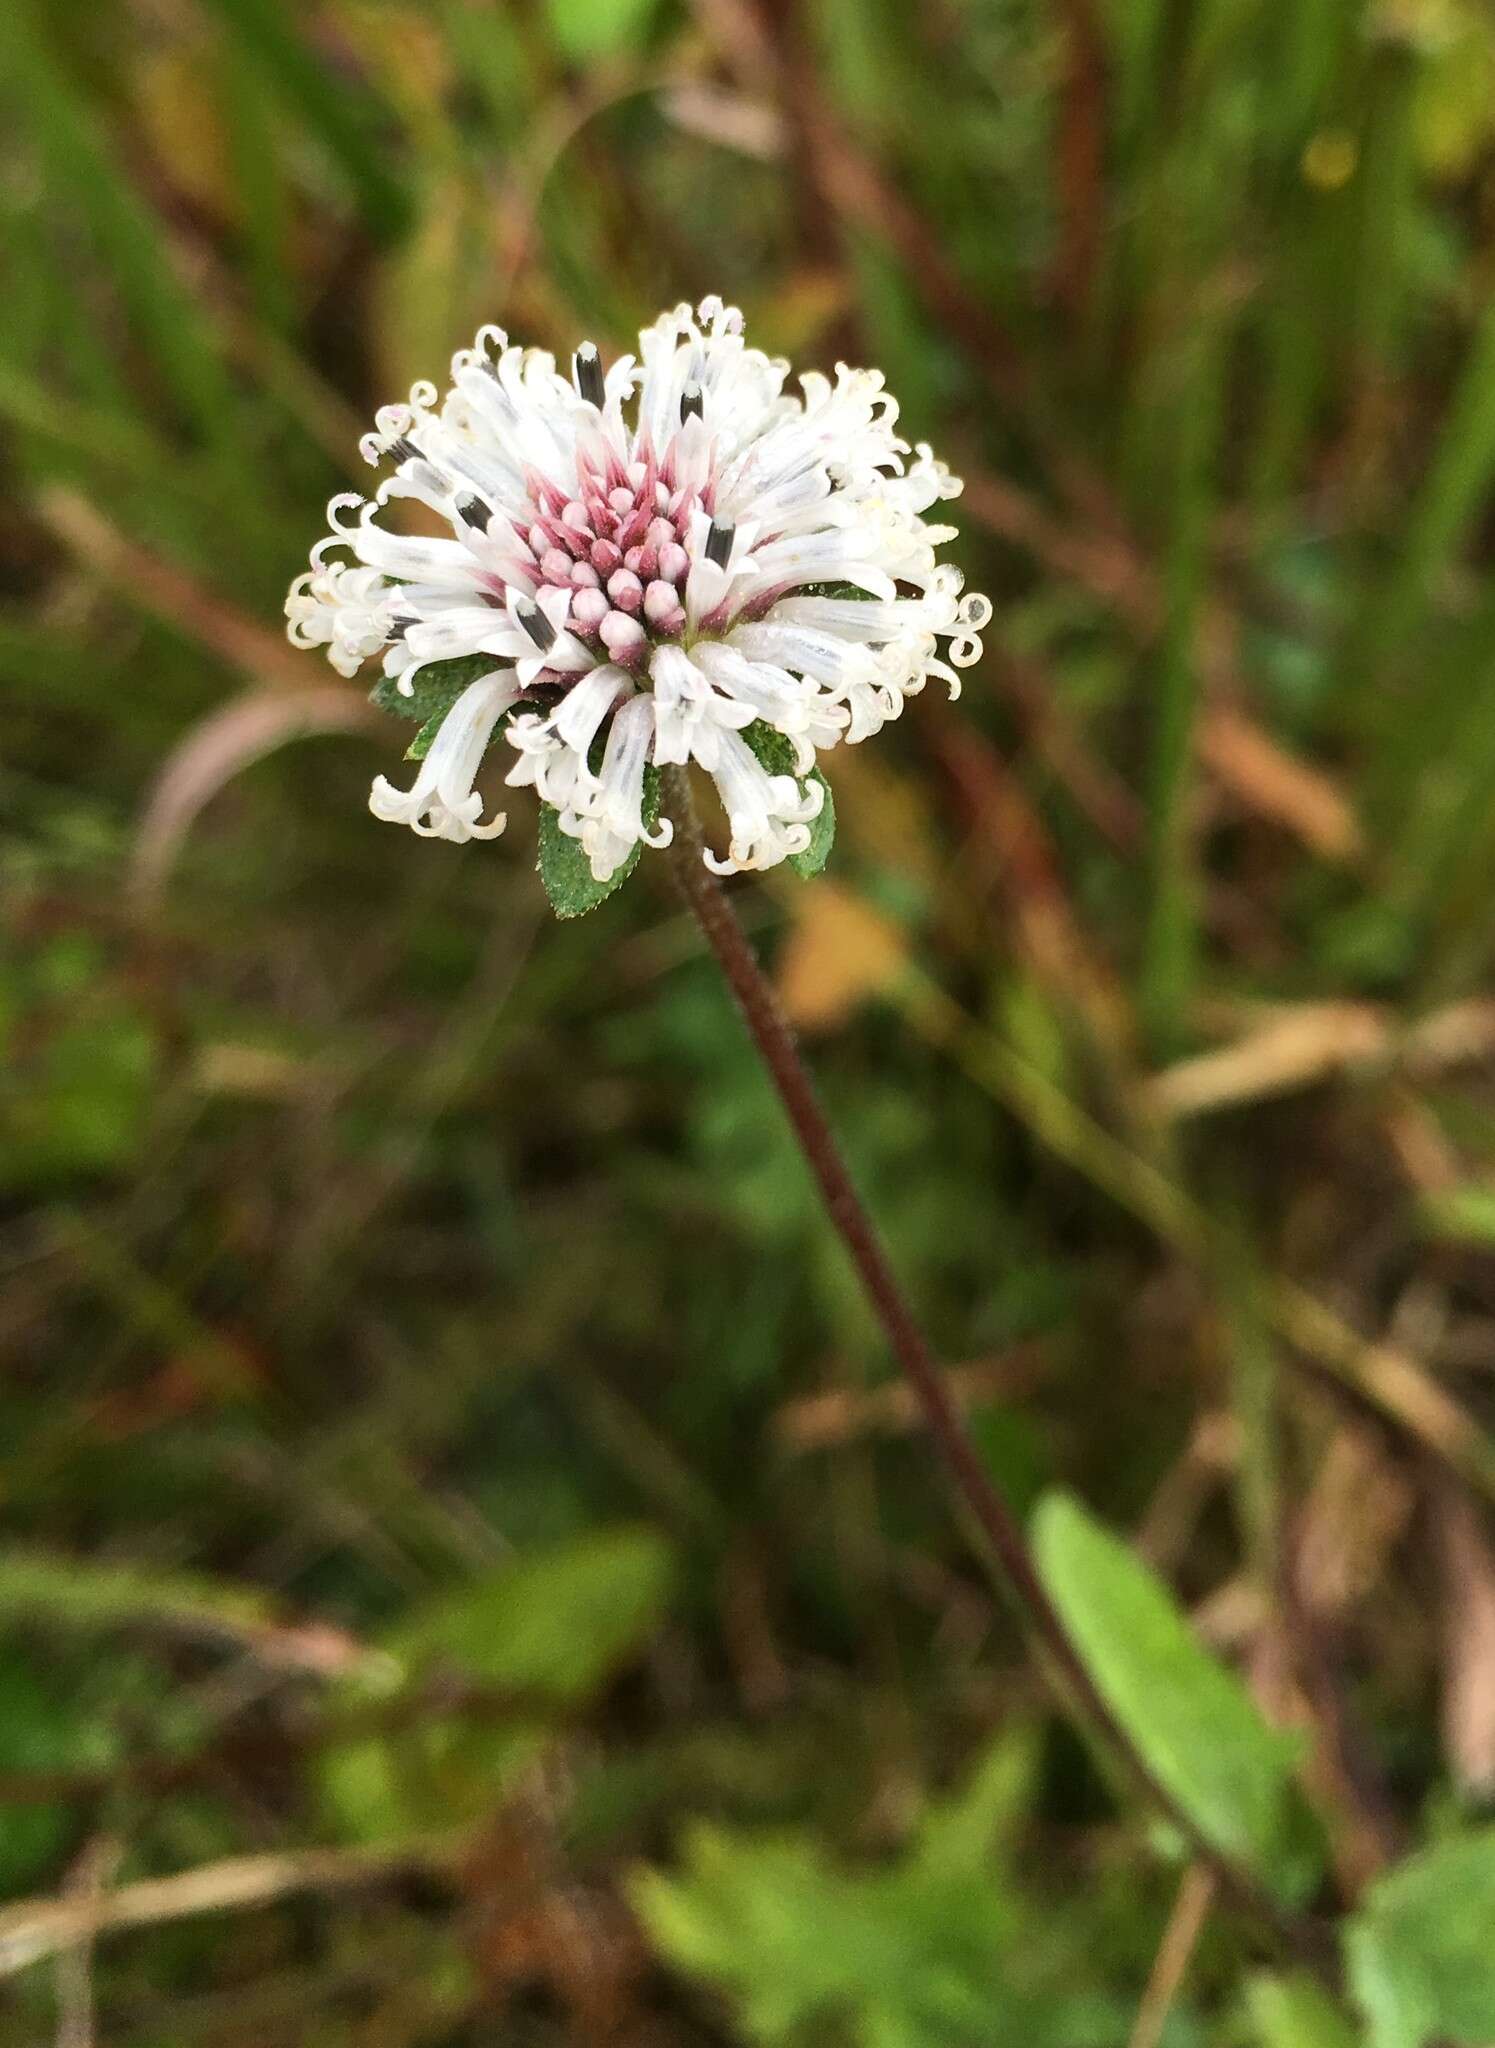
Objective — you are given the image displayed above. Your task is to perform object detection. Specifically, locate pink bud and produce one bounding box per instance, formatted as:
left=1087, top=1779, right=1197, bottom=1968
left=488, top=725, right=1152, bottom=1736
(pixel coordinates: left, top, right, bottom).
left=607, top=569, right=644, bottom=612
left=599, top=610, right=645, bottom=655
left=561, top=500, right=590, bottom=532
left=570, top=588, right=610, bottom=633
left=571, top=561, right=601, bottom=588
left=540, top=547, right=574, bottom=583
left=590, top=537, right=622, bottom=574
left=658, top=541, right=689, bottom=584
left=644, top=580, right=686, bottom=630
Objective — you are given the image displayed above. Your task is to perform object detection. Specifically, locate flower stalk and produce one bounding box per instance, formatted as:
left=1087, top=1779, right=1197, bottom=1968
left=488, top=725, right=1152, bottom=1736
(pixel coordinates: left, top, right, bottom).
left=661, top=764, right=1332, bottom=1974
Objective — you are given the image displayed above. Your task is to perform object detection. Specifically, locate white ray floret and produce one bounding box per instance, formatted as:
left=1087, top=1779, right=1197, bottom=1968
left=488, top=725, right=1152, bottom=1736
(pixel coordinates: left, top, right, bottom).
left=286, top=296, right=988, bottom=885
left=367, top=670, right=519, bottom=843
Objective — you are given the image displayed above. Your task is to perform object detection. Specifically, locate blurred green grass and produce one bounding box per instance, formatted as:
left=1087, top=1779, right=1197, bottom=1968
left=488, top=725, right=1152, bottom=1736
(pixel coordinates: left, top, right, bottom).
left=4, top=0, right=1495, bottom=2042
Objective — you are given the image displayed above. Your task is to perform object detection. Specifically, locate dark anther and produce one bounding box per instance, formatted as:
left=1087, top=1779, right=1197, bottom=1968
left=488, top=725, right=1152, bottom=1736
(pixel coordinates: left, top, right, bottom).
left=573, top=343, right=605, bottom=408
left=387, top=616, right=417, bottom=641
left=704, top=518, right=735, bottom=569
left=680, top=382, right=704, bottom=424
left=456, top=495, right=491, bottom=530
left=386, top=436, right=419, bottom=467
left=515, top=597, right=557, bottom=652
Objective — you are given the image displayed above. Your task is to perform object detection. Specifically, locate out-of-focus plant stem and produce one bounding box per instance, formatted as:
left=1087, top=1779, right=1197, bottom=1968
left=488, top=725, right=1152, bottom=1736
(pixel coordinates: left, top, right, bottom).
left=660, top=764, right=1333, bottom=1976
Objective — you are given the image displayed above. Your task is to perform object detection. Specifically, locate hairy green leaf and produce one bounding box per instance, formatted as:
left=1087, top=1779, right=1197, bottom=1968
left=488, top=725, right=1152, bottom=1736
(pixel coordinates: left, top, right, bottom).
left=404, top=712, right=446, bottom=762
left=404, top=702, right=517, bottom=765
left=740, top=720, right=797, bottom=778
left=741, top=721, right=837, bottom=879
left=789, top=769, right=835, bottom=878
left=369, top=656, right=499, bottom=725
left=536, top=764, right=661, bottom=918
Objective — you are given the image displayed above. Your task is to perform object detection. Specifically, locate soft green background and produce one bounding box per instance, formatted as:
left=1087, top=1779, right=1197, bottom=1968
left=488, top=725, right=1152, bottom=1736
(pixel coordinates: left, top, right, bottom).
left=4, top=0, right=1495, bottom=2042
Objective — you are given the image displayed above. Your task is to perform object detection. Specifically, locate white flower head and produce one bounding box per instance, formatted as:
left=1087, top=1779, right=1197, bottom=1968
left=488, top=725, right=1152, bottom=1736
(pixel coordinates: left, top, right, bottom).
left=286, top=297, right=989, bottom=891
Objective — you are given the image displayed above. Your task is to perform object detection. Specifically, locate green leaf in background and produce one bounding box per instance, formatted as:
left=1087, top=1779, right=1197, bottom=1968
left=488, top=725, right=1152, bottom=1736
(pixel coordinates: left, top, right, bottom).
left=1033, top=1493, right=1314, bottom=1897
left=545, top=0, right=662, bottom=63
left=320, top=1526, right=674, bottom=1846
left=536, top=764, right=661, bottom=918
left=1417, top=1181, right=1495, bottom=1247
left=387, top=1523, right=673, bottom=1696
left=0, top=935, right=157, bottom=1191
left=742, top=721, right=837, bottom=879
left=368, top=655, right=503, bottom=724
left=0, top=1549, right=275, bottom=1641
left=1, top=1, right=245, bottom=453
left=0, top=1012, right=155, bottom=1190
left=1245, top=1973, right=1359, bottom=2048
left=0, top=1656, right=97, bottom=1893
left=1344, top=1829, right=1495, bottom=2048
left=319, top=1720, right=550, bottom=1848
left=633, top=1731, right=1132, bottom=2048
left=199, top=0, right=410, bottom=237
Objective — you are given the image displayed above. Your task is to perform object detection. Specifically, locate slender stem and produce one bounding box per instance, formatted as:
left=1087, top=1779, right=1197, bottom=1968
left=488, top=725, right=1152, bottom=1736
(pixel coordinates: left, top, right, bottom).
left=661, top=767, right=1331, bottom=1971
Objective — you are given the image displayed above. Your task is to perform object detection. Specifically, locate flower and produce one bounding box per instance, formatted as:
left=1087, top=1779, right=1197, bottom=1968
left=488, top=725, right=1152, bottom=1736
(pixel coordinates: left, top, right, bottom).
left=286, top=296, right=989, bottom=884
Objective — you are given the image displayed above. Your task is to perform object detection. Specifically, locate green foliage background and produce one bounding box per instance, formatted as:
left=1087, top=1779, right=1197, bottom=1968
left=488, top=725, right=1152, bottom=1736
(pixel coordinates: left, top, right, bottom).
left=4, top=0, right=1495, bottom=2042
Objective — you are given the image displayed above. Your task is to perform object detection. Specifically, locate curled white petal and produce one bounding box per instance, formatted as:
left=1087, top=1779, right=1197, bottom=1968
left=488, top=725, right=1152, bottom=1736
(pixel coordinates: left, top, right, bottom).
left=368, top=671, right=518, bottom=842
left=702, top=727, right=824, bottom=875
left=569, top=694, right=673, bottom=882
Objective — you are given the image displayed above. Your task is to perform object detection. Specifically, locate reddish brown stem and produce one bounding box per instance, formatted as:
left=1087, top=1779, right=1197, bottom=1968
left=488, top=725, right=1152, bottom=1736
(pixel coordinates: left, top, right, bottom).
left=661, top=767, right=1333, bottom=1974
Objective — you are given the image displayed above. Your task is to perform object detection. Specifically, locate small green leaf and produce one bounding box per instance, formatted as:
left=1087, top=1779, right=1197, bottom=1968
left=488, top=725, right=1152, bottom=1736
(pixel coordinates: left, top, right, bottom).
left=789, top=769, right=835, bottom=878
left=404, top=703, right=516, bottom=765
left=320, top=1527, right=674, bottom=1846
left=536, top=764, right=661, bottom=919
left=741, top=722, right=836, bottom=880
left=1033, top=1492, right=1315, bottom=1897
left=545, top=0, right=662, bottom=62
left=0, top=1549, right=281, bottom=1640
left=1245, top=1972, right=1359, bottom=2048
left=318, top=1721, right=549, bottom=1847
left=537, top=804, right=639, bottom=917
left=1345, top=1829, right=1495, bottom=2048
left=1418, top=1182, right=1495, bottom=1247
left=0, top=1652, right=110, bottom=1891
left=633, top=1734, right=1124, bottom=2048
left=369, top=655, right=498, bottom=725
left=404, top=712, right=444, bottom=762
left=385, top=1524, right=674, bottom=1700
left=741, top=720, right=797, bottom=778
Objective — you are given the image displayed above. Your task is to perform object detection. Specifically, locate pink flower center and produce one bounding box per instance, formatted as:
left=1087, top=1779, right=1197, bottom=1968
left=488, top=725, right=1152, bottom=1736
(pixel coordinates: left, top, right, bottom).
left=512, top=436, right=715, bottom=663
